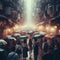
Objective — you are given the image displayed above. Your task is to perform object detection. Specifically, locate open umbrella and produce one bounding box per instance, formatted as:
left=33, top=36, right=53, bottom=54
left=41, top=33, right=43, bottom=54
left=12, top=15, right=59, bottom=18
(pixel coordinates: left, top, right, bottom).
left=0, top=39, right=7, bottom=45
left=13, top=33, right=20, bottom=37
left=5, top=36, right=16, bottom=42
left=45, top=34, right=54, bottom=39
left=33, top=34, right=41, bottom=39
left=28, top=31, right=34, bottom=35
left=20, top=36, right=28, bottom=40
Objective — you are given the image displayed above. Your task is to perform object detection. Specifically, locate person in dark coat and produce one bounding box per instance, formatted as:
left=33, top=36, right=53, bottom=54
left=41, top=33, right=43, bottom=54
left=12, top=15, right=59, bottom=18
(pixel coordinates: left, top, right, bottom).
left=5, top=37, right=16, bottom=55
left=42, top=39, right=48, bottom=53
left=0, top=48, right=7, bottom=60
left=34, top=38, right=39, bottom=60
left=52, top=47, right=60, bottom=60
left=7, top=46, right=19, bottom=60
left=53, top=36, right=60, bottom=60
left=28, top=39, right=33, bottom=59
left=15, top=42, right=22, bottom=57
left=42, top=52, right=53, bottom=60
left=7, top=51, right=19, bottom=60
left=23, top=43, right=28, bottom=60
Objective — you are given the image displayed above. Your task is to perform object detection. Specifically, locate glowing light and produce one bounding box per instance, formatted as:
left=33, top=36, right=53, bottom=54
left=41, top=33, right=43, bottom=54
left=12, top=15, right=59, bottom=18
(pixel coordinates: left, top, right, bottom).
left=22, top=24, right=37, bottom=31
left=46, top=27, right=50, bottom=31
left=46, top=25, right=50, bottom=32
left=51, top=28, right=54, bottom=31
left=7, top=29, right=11, bottom=32
left=13, top=24, right=22, bottom=32
left=14, top=25, right=19, bottom=30
left=59, top=30, right=60, bottom=33
left=54, top=26, right=57, bottom=29
left=3, top=28, right=14, bottom=37
left=38, top=25, right=44, bottom=31
left=50, top=28, right=56, bottom=32
left=24, top=0, right=35, bottom=30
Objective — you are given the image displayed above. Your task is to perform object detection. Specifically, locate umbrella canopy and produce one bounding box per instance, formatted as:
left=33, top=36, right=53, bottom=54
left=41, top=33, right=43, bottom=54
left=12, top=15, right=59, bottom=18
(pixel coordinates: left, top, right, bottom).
left=20, top=36, right=28, bottom=40
left=0, top=48, right=5, bottom=52
left=33, top=34, right=41, bottom=39
left=5, top=36, right=16, bottom=42
left=13, top=33, right=20, bottom=37
left=0, top=39, right=7, bottom=45
left=28, top=31, right=34, bottom=35
left=45, top=34, right=54, bottom=39
left=33, top=32, right=45, bottom=39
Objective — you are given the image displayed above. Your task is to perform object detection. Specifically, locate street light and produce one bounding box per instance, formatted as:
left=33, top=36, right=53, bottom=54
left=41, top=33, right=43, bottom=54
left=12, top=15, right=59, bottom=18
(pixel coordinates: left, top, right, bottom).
left=46, top=25, right=50, bottom=33
left=59, top=30, right=60, bottom=34
left=54, top=26, right=57, bottom=29
left=38, top=25, right=44, bottom=31
left=50, top=27, right=56, bottom=32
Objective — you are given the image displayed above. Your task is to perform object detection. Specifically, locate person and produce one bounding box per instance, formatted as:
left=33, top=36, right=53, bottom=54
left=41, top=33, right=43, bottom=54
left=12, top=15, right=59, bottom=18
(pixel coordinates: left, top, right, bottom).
left=28, top=39, right=32, bottom=59
left=7, top=51, right=19, bottom=60
left=5, top=37, right=16, bottom=55
left=7, top=45, right=19, bottom=60
left=42, top=39, right=48, bottom=53
left=0, top=48, right=7, bottom=60
left=42, top=52, right=53, bottom=60
left=15, top=42, right=22, bottom=60
left=42, top=38, right=53, bottom=60
left=52, top=36, right=60, bottom=60
left=51, top=38, right=58, bottom=52
left=7, top=37, right=19, bottom=60
left=23, top=39, right=28, bottom=60
left=34, top=38, right=39, bottom=60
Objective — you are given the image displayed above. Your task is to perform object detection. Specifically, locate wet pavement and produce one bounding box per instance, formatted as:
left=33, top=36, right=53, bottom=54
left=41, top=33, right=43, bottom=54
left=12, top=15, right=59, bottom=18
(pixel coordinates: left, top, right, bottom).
left=19, top=50, right=42, bottom=60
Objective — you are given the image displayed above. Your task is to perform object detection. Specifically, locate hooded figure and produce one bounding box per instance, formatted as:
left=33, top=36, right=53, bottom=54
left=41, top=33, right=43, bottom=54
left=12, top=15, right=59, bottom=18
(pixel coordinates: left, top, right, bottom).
left=34, top=38, right=39, bottom=60
left=23, top=43, right=28, bottom=60
left=7, top=51, right=19, bottom=60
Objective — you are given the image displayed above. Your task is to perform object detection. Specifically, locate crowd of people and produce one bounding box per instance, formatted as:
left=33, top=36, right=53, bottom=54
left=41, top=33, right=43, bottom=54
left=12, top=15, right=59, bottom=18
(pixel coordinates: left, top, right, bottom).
left=0, top=32, right=60, bottom=60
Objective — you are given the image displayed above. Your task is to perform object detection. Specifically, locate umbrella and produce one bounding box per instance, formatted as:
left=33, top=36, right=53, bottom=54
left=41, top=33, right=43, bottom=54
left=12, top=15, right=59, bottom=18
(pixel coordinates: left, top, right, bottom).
left=13, top=33, right=20, bottom=37
left=28, top=31, right=34, bottom=35
left=34, top=31, right=39, bottom=35
left=0, top=48, right=5, bottom=52
left=39, top=32, right=46, bottom=38
left=0, top=39, right=7, bottom=45
left=33, top=33, right=45, bottom=39
left=5, top=36, right=16, bottom=42
left=45, top=34, right=54, bottom=39
left=20, top=36, right=28, bottom=40
left=33, top=34, right=41, bottom=39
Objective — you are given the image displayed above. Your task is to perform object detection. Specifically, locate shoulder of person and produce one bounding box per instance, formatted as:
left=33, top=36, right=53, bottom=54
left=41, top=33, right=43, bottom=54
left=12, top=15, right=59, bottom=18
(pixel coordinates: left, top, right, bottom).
left=8, top=51, right=18, bottom=57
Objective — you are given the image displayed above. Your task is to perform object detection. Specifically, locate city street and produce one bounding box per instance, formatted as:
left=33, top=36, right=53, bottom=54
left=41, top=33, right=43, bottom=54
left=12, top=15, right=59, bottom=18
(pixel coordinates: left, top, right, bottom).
left=19, top=50, right=42, bottom=60
left=0, top=0, right=60, bottom=60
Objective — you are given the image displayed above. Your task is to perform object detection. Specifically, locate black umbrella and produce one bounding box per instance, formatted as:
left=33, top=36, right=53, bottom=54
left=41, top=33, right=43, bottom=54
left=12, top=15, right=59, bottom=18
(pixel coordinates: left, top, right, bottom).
left=5, top=36, right=16, bottom=42
left=33, top=33, right=45, bottom=39
left=20, top=36, right=28, bottom=40
left=33, top=34, right=41, bottom=39
left=0, top=39, right=7, bottom=46
left=13, top=33, right=20, bottom=37
left=28, top=31, right=34, bottom=35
